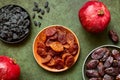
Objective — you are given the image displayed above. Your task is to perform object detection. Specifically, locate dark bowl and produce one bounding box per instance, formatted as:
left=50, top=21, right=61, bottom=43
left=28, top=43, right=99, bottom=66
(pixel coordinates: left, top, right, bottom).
left=0, top=4, right=31, bottom=44
left=82, top=45, right=120, bottom=80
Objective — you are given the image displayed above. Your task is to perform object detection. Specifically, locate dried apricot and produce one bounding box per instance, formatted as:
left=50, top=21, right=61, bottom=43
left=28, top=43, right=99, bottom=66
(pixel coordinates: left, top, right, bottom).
left=39, top=31, right=46, bottom=42
left=45, top=27, right=57, bottom=37
left=50, top=42, right=64, bottom=52
left=65, top=55, right=74, bottom=67
left=55, top=58, right=64, bottom=69
left=41, top=55, right=52, bottom=64
left=37, top=48, right=47, bottom=58
left=47, top=58, right=55, bottom=67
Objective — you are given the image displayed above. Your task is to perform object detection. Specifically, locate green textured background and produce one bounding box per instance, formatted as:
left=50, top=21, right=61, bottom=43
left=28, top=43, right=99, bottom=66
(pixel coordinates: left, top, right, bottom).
left=0, top=0, right=120, bottom=80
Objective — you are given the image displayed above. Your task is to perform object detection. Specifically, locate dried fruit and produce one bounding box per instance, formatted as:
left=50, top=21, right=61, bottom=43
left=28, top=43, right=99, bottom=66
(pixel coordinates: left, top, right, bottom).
left=50, top=42, right=64, bottom=52
left=105, top=67, right=119, bottom=76
left=65, top=55, right=74, bottom=67
left=109, top=30, right=119, bottom=43
left=91, top=48, right=107, bottom=60
left=112, top=49, right=120, bottom=60
left=78, top=0, right=111, bottom=33
left=86, top=60, right=99, bottom=69
left=35, top=26, right=79, bottom=70
left=0, top=5, right=30, bottom=43
left=104, top=56, right=113, bottom=68
left=97, top=62, right=104, bottom=76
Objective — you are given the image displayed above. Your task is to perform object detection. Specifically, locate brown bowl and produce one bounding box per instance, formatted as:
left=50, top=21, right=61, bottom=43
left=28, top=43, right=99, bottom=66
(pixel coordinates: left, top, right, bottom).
left=33, top=25, right=80, bottom=72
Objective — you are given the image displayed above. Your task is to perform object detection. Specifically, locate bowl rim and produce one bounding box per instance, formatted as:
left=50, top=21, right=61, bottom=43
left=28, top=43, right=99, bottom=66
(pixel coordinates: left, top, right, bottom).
left=82, top=44, right=120, bottom=80
left=0, top=4, right=31, bottom=44
left=33, top=25, right=80, bottom=72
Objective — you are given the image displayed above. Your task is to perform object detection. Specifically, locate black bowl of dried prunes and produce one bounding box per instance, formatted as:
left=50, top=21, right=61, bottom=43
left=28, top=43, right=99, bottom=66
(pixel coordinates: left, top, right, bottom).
left=82, top=45, right=120, bottom=80
left=0, top=4, right=31, bottom=43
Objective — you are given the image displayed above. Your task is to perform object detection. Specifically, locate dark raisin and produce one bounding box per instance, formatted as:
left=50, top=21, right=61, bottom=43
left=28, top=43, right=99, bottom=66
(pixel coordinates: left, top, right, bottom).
left=38, top=15, right=43, bottom=19
left=37, top=8, right=41, bottom=13
left=109, top=30, right=119, bottom=43
left=34, top=2, right=39, bottom=8
left=41, top=9, right=45, bottom=15
left=33, top=7, right=38, bottom=11
left=44, top=1, right=49, bottom=8
left=34, top=21, right=38, bottom=26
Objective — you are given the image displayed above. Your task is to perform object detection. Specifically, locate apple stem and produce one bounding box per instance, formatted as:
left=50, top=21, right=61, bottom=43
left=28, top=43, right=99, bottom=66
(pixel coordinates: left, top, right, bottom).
left=98, top=10, right=104, bottom=16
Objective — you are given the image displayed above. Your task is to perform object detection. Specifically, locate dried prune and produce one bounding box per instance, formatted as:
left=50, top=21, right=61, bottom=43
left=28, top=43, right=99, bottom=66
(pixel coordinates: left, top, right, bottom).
left=104, top=56, right=113, bottom=68
left=103, top=74, right=113, bottom=80
left=50, top=42, right=64, bottom=52
left=109, top=30, right=119, bottom=43
left=91, top=48, right=107, bottom=60
left=105, top=67, right=119, bottom=76
left=97, top=62, right=105, bottom=76
left=86, top=70, right=100, bottom=77
left=86, top=60, right=99, bottom=69
left=112, top=49, right=120, bottom=61
left=65, top=55, right=74, bottom=67
left=45, top=27, right=57, bottom=37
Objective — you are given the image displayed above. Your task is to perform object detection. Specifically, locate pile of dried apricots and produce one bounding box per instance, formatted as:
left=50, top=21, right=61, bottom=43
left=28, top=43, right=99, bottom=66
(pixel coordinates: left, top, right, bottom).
left=35, top=26, right=79, bottom=70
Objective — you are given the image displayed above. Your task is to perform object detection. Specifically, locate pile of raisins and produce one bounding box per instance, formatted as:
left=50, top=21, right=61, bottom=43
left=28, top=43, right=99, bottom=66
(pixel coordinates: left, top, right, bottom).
left=0, top=5, right=30, bottom=43
left=85, top=47, right=120, bottom=80
left=32, top=1, right=50, bottom=27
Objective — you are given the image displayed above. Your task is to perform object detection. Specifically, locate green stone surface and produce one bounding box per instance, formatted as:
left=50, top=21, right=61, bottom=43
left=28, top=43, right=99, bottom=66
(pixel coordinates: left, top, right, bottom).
left=0, top=0, right=120, bottom=80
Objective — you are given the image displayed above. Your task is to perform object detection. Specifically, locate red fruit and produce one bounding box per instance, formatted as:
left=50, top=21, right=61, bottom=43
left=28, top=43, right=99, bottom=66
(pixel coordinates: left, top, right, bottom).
left=0, top=56, right=20, bottom=80
left=78, top=0, right=111, bottom=33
